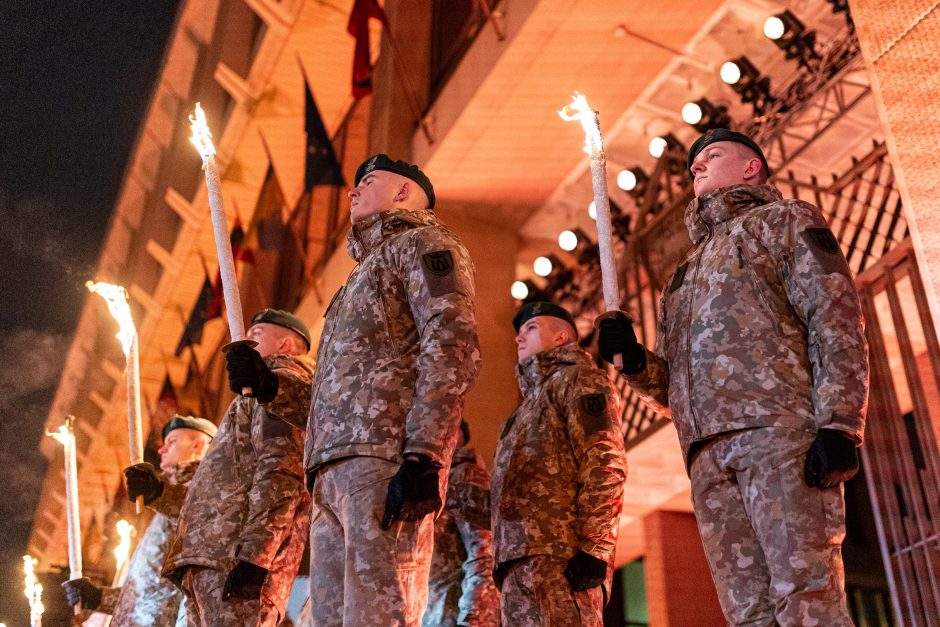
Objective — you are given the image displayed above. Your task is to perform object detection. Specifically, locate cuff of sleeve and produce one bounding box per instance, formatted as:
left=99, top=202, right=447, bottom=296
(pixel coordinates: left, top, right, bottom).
left=235, top=546, right=274, bottom=571
left=577, top=540, right=613, bottom=563
left=404, top=441, right=446, bottom=468
left=820, top=416, right=864, bottom=445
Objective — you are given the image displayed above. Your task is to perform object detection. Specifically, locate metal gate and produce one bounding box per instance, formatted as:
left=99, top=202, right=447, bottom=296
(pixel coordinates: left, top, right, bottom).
left=858, top=241, right=940, bottom=626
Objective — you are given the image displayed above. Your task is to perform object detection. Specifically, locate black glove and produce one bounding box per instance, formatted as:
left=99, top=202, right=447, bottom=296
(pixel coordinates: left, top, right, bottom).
left=61, top=577, right=102, bottom=610
left=564, top=550, right=607, bottom=591
left=804, top=429, right=859, bottom=488
left=381, top=455, right=442, bottom=530
left=124, top=462, right=163, bottom=504
left=225, top=343, right=278, bottom=403
left=222, top=560, right=268, bottom=600
left=597, top=312, right=646, bottom=374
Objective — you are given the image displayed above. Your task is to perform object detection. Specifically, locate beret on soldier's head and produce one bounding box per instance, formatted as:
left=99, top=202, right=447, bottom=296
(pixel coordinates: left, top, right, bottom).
left=512, top=301, right=577, bottom=335
left=354, top=154, right=436, bottom=209
left=249, top=308, right=311, bottom=350
left=687, top=128, right=770, bottom=181
left=162, top=415, right=218, bottom=441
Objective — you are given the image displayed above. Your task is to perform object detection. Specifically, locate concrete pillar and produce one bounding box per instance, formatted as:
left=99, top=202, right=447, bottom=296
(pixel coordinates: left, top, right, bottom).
left=437, top=206, right=521, bottom=464
left=643, top=510, right=725, bottom=627
left=850, top=2, right=940, bottom=334
left=367, top=0, right=431, bottom=160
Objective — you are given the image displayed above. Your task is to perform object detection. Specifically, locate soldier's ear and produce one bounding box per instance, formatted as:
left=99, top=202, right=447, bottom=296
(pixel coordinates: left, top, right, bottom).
left=393, top=181, right=411, bottom=203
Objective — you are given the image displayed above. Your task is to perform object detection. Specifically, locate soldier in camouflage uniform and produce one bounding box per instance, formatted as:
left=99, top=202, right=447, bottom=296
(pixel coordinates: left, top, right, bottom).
left=598, top=128, right=868, bottom=626
left=422, top=420, right=500, bottom=627
left=492, top=302, right=627, bottom=627
left=62, top=416, right=216, bottom=627
left=126, top=309, right=315, bottom=626
left=304, top=154, right=481, bottom=626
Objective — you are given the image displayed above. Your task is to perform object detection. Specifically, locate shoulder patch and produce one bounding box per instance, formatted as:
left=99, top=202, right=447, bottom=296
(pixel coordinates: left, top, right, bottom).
left=421, top=249, right=457, bottom=296
left=260, top=411, right=297, bottom=441
left=579, top=393, right=609, bottom=436
left=800, top=228, right=850, bottom=275
left=669, top=262, right=688, bottom=293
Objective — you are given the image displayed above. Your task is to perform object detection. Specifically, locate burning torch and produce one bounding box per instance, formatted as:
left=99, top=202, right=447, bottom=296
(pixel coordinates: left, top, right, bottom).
left=85, top=281, right=145, bottom=512
left=23, top=555, right=43, bottom=627
left=559, top=93, right=624, bottom=369
left=189, top=103, right=256, bottom=394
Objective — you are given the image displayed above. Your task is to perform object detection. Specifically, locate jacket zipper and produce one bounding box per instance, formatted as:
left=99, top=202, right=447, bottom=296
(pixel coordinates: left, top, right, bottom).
left=685, top=218, right=712, bottom=441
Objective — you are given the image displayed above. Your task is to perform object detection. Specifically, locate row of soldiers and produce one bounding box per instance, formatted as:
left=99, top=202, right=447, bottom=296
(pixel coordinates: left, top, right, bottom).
left=64, top=128, right=868, bottom=627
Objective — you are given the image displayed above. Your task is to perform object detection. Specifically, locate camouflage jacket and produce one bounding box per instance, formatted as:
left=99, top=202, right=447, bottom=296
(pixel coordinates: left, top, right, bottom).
left=162, top=354, right=314, bottom=614
left=623, top=184, right=869, bottom=467
left=305, top=209, right=481, bottom=477
left=423, top=446, right=500, bottom=627
left=492, top=344, right=627, bottom=570
left=96, top=461, right=197, bottom=626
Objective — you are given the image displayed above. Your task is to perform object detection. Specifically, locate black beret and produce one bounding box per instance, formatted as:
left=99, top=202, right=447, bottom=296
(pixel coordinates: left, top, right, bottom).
left=687, top=128, right=770, bottom=181
left=354, top=154, right=436, bottom=209
left=512, top=301, right=577, bottom=334
left=249, top=308, right=311, bottom=350
left=162, top=415, right=217, bottom=441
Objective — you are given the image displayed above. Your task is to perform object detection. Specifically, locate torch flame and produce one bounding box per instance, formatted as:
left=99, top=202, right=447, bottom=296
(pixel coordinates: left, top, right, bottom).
left=86, top=281, right=136, bottom=356
left=47, top=424, right=74, bottom=446
left=114, top=519, right=134, bottom=569
left=558, top=92, right=603, bottom=155
left=23, top=555, right=44, bottom=623
left=189, top=102, right=216, bottom=159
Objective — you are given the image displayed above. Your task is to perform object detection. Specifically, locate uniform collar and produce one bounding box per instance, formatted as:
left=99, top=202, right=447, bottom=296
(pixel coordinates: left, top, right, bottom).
left=685, top=183, right=782, bottom=243
left=346, top=208, right=440, bottom=261
left=263, top=352, right=316, bottom=376
left=163, top=459, right=200, bottom=485
left=516, top=343, right=591, bottom=395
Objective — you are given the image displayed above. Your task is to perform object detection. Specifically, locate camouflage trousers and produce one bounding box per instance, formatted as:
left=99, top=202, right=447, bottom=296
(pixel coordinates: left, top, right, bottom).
left=308, top=456, right=434, bottom=626
left=499, top=555, right=602, bottom=627
left=180, top=566, right=280, bottom=627
left=690, top=427, right=853, bottom=626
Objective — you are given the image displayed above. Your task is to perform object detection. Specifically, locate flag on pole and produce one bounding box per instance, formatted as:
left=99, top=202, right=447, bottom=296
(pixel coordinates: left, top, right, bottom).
left=304, top=78, right=345, bottom=189
left=347, top=0, right=389, bottom=99
left=175, top=223, right=252, bottom=356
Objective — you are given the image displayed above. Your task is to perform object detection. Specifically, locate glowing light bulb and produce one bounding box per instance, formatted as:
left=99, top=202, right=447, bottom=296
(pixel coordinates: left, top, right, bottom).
left=682, top=101, right=704, bottom=125
left=588, top=201, right=597, bottom=220
left=720, top=61, right=741, bottom=85
left=533, top=256, right=553, bottom=277
left=649, top=137, right=668, bottom=158
left=763, top=15, right=785, bottom=40
left=617, top=169, right=637, bottom=191
left=558, top=230, right=578, bottom=252
left=511, top=281, right=529, bottom=300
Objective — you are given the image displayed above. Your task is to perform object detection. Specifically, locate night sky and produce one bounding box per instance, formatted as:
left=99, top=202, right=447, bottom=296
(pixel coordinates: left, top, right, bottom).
left=0, top=2, right=181, bottom=623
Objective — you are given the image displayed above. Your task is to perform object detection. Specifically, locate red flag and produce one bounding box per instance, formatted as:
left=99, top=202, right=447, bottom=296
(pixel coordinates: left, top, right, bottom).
left=347, top=0, right=388, bottom=99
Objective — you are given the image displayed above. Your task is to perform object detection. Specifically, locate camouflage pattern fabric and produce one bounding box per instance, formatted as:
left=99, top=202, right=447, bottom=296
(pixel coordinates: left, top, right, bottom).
left=499, top=555, right=603, bottom=627
left=94, top=461, right=198, bottom=626
left=163, top=354, right=314, bottom=623
left=691, top=428, right=852, bottom=626
left=422, top=446, right=500, bottom=627
left=492, top=344, right=627, bottom=599
left=622, top=184, right=868, bottom=468
left=181, top=566, right=279, bottom=627
left=305, top=209, right=481, bottom=476
left=308, top=456, right=434, bottom=626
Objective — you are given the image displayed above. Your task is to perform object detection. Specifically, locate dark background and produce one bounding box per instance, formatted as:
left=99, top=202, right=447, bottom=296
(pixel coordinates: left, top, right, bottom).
left=0, top=2, right=180, bottom=623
